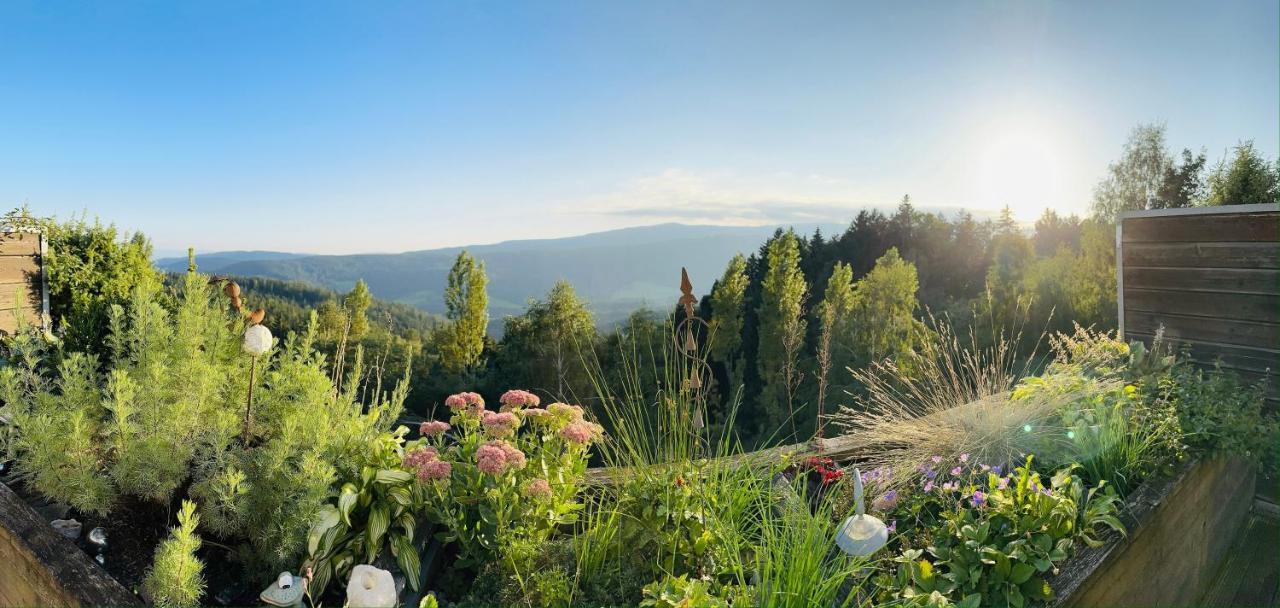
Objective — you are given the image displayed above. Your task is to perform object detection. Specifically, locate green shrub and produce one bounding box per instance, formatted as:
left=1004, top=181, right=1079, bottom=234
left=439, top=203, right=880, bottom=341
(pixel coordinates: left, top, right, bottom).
left=877, top=457, right=1123, bottom=608
left=3, top=266, right=409, bottom=573
left=144, top=500, right=206, bottom=608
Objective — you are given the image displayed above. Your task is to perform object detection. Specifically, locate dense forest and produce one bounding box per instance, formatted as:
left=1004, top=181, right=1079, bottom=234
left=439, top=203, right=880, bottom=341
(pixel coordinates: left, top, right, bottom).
left=10, top=123, right=1277, bottom=447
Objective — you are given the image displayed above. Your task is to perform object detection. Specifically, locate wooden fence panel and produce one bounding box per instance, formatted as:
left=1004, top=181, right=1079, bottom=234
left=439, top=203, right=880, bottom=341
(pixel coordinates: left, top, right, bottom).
left=1118, top=204, right=1280, bottom=408
left=0, top=232, right=48, bottom=335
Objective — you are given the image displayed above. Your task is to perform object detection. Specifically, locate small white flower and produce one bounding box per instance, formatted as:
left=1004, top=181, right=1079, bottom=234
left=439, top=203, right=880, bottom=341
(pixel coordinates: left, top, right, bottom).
left=242, top=324, right=273, bottom=356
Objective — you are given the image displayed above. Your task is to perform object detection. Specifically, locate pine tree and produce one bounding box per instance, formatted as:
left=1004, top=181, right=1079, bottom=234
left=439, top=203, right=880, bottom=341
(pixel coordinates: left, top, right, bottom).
left=144, top=500, right=205, bottom=608
left=756, top=231, right=807, bottom=438
left=344, top=280, right=373, bottom=341
left=709, top=254, right=748, bottom=394
left=437, top=251, right=489, bottom=373
left=814, top=261, right=855, bottom=436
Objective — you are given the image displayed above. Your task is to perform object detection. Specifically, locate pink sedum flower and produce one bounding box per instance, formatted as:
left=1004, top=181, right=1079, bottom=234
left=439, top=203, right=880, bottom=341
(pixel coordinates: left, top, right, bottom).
left=419, top=420, right=451, bottom=437
left=547, top=402, right=586, bottom=422
left=475, top=440, right=526, bottom=474
left=481, top=411, right=520, bottom=437
left=560, top=421, right=603, bottom=445
left=521, top=408, right=551, bottom=425
left=499, top=389, right=540, bottom=411
left=445, top=392, right=486, bottom=417
left=476, top=442, right=508, bottom=474
left=522, top=478, right=552, bottom=500
left=403, top=447, right=451, bottom=482
left=498, top=441, right=527, bottom=470
left=418, top=459, right=452, bottom=482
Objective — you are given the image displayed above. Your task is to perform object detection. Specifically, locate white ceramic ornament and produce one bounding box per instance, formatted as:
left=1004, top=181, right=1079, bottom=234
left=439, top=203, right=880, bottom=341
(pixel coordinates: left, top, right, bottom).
left=243, top=324, right=273, bottom=355
left=834, top=467, right=889, bottom=556
left=346, top=564, right=398, bottom=608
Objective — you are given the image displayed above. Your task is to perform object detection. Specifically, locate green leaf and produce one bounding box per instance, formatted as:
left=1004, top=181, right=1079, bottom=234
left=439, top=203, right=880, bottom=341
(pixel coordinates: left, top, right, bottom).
left=1011, top=562, right=1035, bottom=584
left=392, top=533, right=421, bottom=591
left=375, top=469, right=413, bottom=484
left=368, top=503, right=390, bottom=551
left=957, top=593, right=982, bottom=608
left=308, top=506, right=341, bottom=556
left=338, top=485, right=358, bottom=526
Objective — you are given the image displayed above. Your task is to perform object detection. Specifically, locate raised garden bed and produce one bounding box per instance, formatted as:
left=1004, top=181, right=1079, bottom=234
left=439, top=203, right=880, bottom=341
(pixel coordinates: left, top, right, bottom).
left=1050, top=456, right=1256, bottom=607
left=0, top=455, right=1257, bottom=607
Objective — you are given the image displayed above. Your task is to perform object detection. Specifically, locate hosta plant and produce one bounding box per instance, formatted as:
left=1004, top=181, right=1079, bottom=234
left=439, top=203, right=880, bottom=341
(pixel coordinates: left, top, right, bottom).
left=878, top=457, right=1124, bottom=608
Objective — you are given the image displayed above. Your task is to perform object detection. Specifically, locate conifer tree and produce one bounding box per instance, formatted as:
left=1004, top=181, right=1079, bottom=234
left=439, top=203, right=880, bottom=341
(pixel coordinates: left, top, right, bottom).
left=344, top=279, right=373, bottom=341
left=849, top=248, right=923, bottom=366
left=709, top=254, right=748, bottom=393
left=815, top=262, right=856, bottom=423
left=756, top=231, right=806, bottom=437
left=437, top=250, right=489, bottom=373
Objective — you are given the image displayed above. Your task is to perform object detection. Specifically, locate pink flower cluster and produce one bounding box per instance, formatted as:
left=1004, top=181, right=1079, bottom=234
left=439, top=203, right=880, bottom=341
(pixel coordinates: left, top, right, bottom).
left=404, top=447, right=452, bottom=482
left=522, top=478, right=552, bottom=500
left=499, top=389, right=540, bottom=411
left=481, top=411, right=520, bottom=438
left=560, top=421, right=604, bottom=445
left=419, top=420, right=451, bottom=437
left=547, top=402, right=586, bottom=422
left=475, top=440, right=527, bottom=474
left=445, top=391, right=486, bottom=418
left=521, top=408, right=551, bottom=425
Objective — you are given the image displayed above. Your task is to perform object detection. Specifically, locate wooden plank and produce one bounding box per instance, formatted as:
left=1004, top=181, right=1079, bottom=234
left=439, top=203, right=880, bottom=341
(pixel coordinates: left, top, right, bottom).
left=0, top=282, right=43, bottom=311
left=1122, top=242, right=1280, bottom=269
left=0, top=482, right=141, bottom=606
left=0, top=233, right=42, bottom=256
left=0, top=255, right=42, bottom=283
left=1125, top=310, right=1280, bottom=349
left=1122, top=212, right=1280, bottom=243
left=1123, top=289, right=1280, bottom=324
left=1127, top=332, right=1278, bottom=373
left=1123, top=267, right=1280, bottom=295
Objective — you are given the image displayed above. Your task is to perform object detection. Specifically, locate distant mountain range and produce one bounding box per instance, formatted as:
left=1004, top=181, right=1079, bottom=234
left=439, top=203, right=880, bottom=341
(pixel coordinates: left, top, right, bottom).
left=155, top=223, right=843, bottom=328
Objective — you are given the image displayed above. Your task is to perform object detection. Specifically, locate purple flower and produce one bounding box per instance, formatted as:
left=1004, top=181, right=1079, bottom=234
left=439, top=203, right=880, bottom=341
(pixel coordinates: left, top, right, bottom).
left=931, top=455, right=942, bottom=464
left=997, top=477, right=1010, bottom=490
left=887, top=519, right=897, bottom=534
left=972, top=490, right=986, bottom=507
left=992, top=465, right=1003, bottom=476
left=872, top=489, right=899, bottom=511
left=924, top=468, right=937, bottom=480
left=923, top=481, right=934, bottom=492
left=950, top=466, right=962, bottom=476
left=959, top=453, right=970, bottom=463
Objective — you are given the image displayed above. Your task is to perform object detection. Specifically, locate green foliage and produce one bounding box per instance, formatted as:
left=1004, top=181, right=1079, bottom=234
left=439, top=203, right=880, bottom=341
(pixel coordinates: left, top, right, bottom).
left=497, top=281, right=597, bottom=400
left=305, top=427, right=422, bottom=595
left=1205, top=140, right=1279, bottom=206
left=345, top=279, right=374, bottom=340
left=878, top=458, right=1124, bottom=608
left=1156, top=360, right=1278, bottom=474
left=708, top=253, right=748, bottom=395
left=640, top=575, right=727, bottom=608
left=850, top=247, right=927, bottom=367
left=144, top=500, right=206, bottom=608
left=415, top=391, right=598, bottom=602
left=756, top=230, right=807, bottom=435
left=1090, top=123, right=1174, bottom=220
left=3, top=207, right=162, bottom=355
left=437, top=250, right=489, bottom=373
left=4, top=266, right=409, bottom=573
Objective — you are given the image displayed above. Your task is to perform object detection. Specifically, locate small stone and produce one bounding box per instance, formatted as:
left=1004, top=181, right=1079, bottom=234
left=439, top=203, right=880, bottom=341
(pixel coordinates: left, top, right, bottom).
left=51, top=518, right=82, bottom=540
left=94, top=554, right=105, bottom=565
left=88, top=526, right=108, bottom=550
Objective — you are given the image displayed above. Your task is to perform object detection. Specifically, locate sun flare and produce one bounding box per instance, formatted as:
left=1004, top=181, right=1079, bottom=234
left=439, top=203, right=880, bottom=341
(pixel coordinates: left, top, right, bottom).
left=975, top=122, right=1067, bottom=221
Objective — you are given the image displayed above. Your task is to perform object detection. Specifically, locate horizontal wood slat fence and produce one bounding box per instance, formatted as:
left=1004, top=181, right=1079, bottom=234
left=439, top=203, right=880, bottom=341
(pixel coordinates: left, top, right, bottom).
left=1118, top=204, right=1280, bottom=408
left=0, top=232, right=48, bottom=335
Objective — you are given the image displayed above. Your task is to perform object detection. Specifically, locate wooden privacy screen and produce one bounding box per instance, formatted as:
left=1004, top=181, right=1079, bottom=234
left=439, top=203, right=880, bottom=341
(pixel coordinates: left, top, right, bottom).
left=1118, top=203, right=1280, bottom=406
left=0, top=232, right=48, bottom=335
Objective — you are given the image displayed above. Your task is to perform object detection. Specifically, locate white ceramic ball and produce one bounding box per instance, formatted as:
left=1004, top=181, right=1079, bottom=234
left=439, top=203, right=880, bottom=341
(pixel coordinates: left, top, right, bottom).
left=243, top=324, right=273, bottom=356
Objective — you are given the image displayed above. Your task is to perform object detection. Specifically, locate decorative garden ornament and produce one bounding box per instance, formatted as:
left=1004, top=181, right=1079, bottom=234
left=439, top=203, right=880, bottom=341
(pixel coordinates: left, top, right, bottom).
left=835, top=468, right=888, bottom=556
left=241, top=323, right=272, bottom=446
left=346, top=565, right=398, bottom=608
left=242, top=324, right=273, bottom=355
left=87, top=526, right=107, bottom=563
left=260, top=571, right=305, bottom=607
left=51, top=518, right=81, bottom=540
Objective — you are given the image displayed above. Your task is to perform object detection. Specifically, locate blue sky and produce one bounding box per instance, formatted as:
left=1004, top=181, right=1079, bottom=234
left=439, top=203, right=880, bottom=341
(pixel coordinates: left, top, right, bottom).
left=2, top=1, right=1276, bottom=255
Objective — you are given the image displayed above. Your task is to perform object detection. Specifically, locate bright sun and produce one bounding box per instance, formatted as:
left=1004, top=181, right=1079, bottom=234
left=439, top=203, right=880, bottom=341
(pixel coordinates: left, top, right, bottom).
left=975, top=124, right=1065, bottom=221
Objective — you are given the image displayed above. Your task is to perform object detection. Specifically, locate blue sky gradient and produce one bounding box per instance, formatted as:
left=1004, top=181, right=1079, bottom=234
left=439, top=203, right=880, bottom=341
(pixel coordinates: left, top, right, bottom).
left=2, top=1, right=1276, bottom=254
